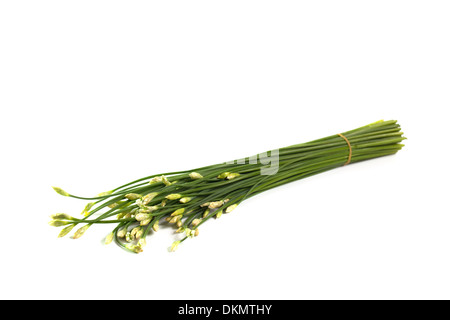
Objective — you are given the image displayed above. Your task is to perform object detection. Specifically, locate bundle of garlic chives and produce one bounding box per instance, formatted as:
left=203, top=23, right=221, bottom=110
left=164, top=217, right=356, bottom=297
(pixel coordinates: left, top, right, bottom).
left=50, top=120, right=405, bottom=253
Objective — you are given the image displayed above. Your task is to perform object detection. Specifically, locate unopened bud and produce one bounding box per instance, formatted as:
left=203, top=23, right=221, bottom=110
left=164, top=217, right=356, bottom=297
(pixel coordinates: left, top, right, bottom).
left=72, top=224, right=90, bottom=239
left=136, top=229, right=144, bottom=239
left=200, top=202, right=210, bottom=207
left=179, top=197, right=192, bottom=204
left=152, top=221, right=159, bottom=232
left=169, top=240, right=181, bottom=252
left=140, top=218, right=152, bottom=226
left=135, top=213, right=151, bottom=222
left=125, top=232, right=133, bottom=242
left=189, top=172, right=203, bottom=180
left=215, top=210, right=223, bottom=219
left=50, top=213, right=73, bottom=220
left=192, top=219, right=201, bottom=227
left=194, top=228, right=199, bottom=237
left=105, top=232, right=114, bottom=245
left=142, top=192, right=158, bottom=205
left=137, top=238, right=146, bottom=249
left=81, top=202, right=95, bottom=215
left=125, top=193, right=142, bottom=200
left=117, top=227, right=128, bottom=238
left=226, top=173, right=240, bottom=180
left=49, top=220, right=72, bottom=227
left=208, top=201, right=224, bottom=209
left=58, top=224, right=75, bottom=238
left=131, top=227, right=141, bottom=238
left=161, top=175, right=171, bottom=186
left=176, top=227, right=185, bottom=233
left=203, top=208, right=210, bottom=218
left=217, top=172, right=230, bottom=179
left=177, top=220, right=183, bottom=228
left=171, top=208, right=185, bottom=216
left=225, top=204, right=238, bottom=213
left=149, top=176, right=162, bottom=184
left=125, top=244, right=143, bottom=253
left=166, top=194, right=182, bottom=200
left=52, top=187, right=69, bottom=197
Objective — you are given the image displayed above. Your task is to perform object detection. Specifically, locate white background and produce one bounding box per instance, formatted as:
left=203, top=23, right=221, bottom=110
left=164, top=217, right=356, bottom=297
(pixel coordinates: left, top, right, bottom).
left=1, top=1, right=449, bottom=300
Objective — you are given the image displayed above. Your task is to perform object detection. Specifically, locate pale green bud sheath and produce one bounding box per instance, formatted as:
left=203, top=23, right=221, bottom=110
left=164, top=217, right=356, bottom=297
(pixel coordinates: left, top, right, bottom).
left=149, top=176, right=162, bottom=184
left=225, top=204, right=238, bottom=213
left=58, top=224, right=75, bottom=238
left=117, top=227, right=128, bottom=238
left=125, top=193, right=142, bottom=200
left=136, top=229, right=144, bottom=240
left=165, top=194, right=182, bottom=200
left=52, top=187, right=70, bottom=197
left=189, top=172, right=203, bottom=180
left=226, top=173, right=240, bottom=180
left=137, top=238, right=146, bottom=249
left=161, top=175, right=171, bottom=186
left=152, top=220, right=159, bottom=232
left=142, top=192, right=158, bottom=205
left=217, top=172, right=230, bottom=179
left=140, top=218, right=152, bottom=226
left=208, top=201, right=224, bottom=209
left=171, top=208, right=185, bottom=216
left=169, top=240, right=181, bottom=252
left=135, top=213, right=151, bottom=222
left=50, top=213, right=74, bottom=220
left=104, top=232, right=114, bottom=245
left=48, top=220, right=72, bottom=227
left=179, top=197, right=192, bottom=204
left=72, top=224, right=91, bottom=239
left=81, top=202, right=95, bottom=216
left=125, top=244, right=143, bottom=253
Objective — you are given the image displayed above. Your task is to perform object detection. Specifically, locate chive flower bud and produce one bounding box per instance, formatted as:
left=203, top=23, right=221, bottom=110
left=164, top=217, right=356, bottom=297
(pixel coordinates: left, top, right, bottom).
left=226, top=173, right=240, bottom=180
left=225, top=204, right=238, bottom=213
left=149, top=176, right=162, bottom=184
left=189, top=172, right=203, bottom=179
left=179, top=197, right=192, bottom=203
left=140, top=218, right=152, bottom=226
left=161, top=175, right=171, bottom=186
left=117, top=227, right=128, bottom=238
left=58, top=224, right=75, bottom=238
left=135, top=213, right=151, bottom=221
left=165, top=194, right=182, bottom=200
left=171, top=208, right=185, bottom=216
left=215, top=210, right=223, bottom=219
left=104, top=232, right=114, bottom=245
left=208, top=201, right=224, bottom=209
left=52, top=187, right=69, bottom=197
left=72, top=225, right=90, bottom=239
left=50, top=213, right=73, bottom=220
left=142, top=192, right=158, bottom=205
left=192, top=219, right=201, bottom=227
left=217, top=172, right=230, bottom=179
left=125, top=193, right=142, bottom=200
left=81, top=202, right=95, bottom=216
left=169, top=240, right=181, bottom=252
left=48, top=220, right=72, bottom=227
